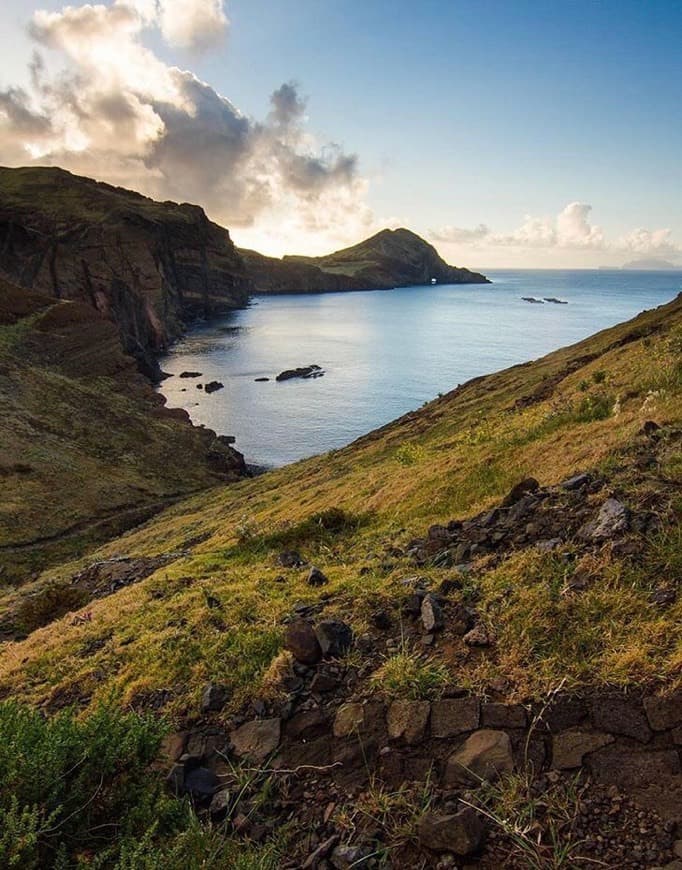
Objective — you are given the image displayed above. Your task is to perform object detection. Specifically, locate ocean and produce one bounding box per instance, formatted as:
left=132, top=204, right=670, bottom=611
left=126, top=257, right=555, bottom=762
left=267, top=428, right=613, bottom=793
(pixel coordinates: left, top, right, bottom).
left=158, top=269, right=682, bottom=467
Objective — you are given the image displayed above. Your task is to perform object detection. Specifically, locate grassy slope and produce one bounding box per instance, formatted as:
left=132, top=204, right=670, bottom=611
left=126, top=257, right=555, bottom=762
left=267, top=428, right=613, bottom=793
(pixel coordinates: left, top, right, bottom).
left=0, top=279, right=232, bottom=582
left=0, top=294, right=680, bottom=717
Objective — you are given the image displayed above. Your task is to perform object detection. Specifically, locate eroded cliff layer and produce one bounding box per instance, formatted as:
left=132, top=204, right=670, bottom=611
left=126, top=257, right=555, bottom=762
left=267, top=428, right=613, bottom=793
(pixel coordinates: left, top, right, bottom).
left=0, top=166, right=252, bottom=375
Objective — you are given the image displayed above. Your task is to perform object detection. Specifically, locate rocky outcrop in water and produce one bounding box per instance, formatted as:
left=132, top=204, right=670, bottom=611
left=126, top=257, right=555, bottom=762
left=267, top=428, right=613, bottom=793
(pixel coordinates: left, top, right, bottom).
left=0, top=167, right=252, bottom=377
left=240, top=227, right=489, bottom=293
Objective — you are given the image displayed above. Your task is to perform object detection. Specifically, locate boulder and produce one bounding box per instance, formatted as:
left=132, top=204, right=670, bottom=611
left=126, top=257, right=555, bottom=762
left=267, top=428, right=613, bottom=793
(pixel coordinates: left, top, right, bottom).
left=417, top=806, right=485, bottom=855
left=421, top=593, right=444, bottom=632
left=644, top=693, right=682, bottom=731
left=200, top=683, right=229, bottom=714
left=481, top=703, right=527, bottom=729
left=284, top=619, right=322, bottom=665
left=315, top=620, right=353, bottom=658
left=387, top=700, right=430, bottom=744
left=560, top=472, right=591, bottom=491
left=278, top=550, right=304, bottom=568
left=307, top=566, right=329, bottom=586
left=552, top=729, right=614, bottom=769
left=579, top=498, right=629, bottom=541
left=431, top=697, right=480, bottom=738
left=230, top=718, right=281, bottom=763
left=333, top=703, right=365, bottom=738
left=276, top=365, right=324, bottom=382
left=591, top=696, right=652, bottom=743
left=183, top=766, right=219, bottom=802
left=501, top=477, right=539, bottom=507
left=204, top=380, right=224, bottom=393
left=444, top=729, right=514, bottom=786
left=588, top=747, right=681, bottom=789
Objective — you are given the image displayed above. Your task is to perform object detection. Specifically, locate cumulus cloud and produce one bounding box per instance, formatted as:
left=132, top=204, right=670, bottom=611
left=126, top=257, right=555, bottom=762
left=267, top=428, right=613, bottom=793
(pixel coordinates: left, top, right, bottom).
left=0, top=0, right=371, bottom=242
left=431, top=202, right=679, bottom=260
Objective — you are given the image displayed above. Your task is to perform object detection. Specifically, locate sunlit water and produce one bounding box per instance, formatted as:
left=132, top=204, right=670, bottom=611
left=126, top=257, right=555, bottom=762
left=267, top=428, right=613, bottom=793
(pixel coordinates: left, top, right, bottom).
left=158, top=270, right=681, bottom=467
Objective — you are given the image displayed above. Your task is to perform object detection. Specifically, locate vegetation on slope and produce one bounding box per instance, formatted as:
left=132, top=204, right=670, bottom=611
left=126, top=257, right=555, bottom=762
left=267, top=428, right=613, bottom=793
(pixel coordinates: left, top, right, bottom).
left=0, top=278, right=243, bottom=585
left=1, top=293, right=679, bottom=716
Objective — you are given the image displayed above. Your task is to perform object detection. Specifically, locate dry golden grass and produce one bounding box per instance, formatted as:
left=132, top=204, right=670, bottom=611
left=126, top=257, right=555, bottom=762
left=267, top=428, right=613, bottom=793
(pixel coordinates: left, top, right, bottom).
left=0, top=295, right=680, bottom=718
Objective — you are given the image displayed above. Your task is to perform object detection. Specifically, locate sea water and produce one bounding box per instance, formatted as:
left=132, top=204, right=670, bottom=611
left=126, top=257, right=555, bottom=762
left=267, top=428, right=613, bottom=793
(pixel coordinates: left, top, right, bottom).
left=158, top=269, right=681, bottom=467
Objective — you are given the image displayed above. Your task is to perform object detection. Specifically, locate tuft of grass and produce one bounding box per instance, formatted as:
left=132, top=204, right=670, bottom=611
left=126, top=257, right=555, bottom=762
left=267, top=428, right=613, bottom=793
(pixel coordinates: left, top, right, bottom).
left=370, top=648, right=449, bottom=700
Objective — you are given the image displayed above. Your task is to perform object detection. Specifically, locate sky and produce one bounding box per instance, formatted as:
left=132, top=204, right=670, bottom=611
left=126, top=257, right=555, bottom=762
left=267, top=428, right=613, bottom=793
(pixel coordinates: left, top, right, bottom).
left=1, top=0, right=681, bottom=268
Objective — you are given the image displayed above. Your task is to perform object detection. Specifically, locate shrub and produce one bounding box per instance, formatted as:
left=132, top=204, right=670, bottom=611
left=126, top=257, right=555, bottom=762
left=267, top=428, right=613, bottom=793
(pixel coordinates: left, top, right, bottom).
left=14, top=581, right=89, bottom=634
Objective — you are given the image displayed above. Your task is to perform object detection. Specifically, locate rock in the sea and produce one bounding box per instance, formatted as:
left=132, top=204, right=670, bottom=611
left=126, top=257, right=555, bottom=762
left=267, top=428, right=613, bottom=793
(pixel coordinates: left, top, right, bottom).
left=276, top=365, right=324, bottom=382
left=254, top=377, right=270, bottom=382
left=307, top=566, right=328, bottom=586
left=315, top=620, right=353, bottom=658
left=179, top=371, right=202, bottom=378
left=204, top=380, right=224, bottom=393
left=417, top=807, right=485, bottom=855
left=444, top=729, right=514, bottom=786
left=284, top=619, right=322, bottom=665
left=230, top=718, right=281, bottom=763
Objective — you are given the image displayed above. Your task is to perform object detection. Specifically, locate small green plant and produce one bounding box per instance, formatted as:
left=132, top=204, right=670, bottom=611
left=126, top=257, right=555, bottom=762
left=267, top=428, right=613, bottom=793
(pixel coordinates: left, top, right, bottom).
left=592, top=369, right=607, bottom=384
left=395, top=443, right=425, bottom=466
left=462, top=770, right=588, bottom=870
left=370, top=648, right=448, bottom=700
left=578, top=379, right=589, bottom=392
left=574, top=391, right=613, bottom=423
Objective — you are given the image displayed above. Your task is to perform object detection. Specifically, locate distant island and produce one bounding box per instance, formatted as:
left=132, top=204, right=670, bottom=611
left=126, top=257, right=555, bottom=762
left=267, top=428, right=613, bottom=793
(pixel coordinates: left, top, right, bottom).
left=622, top=257, right=682, bottom=270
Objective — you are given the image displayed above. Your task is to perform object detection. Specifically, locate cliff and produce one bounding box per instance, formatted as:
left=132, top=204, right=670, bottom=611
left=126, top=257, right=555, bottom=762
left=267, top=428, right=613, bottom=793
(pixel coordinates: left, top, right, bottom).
left=240, top=227, right=489, bottom=293
left=0, top=277, right=245, bottom=583
left=0, top=166, right=252, bottom=376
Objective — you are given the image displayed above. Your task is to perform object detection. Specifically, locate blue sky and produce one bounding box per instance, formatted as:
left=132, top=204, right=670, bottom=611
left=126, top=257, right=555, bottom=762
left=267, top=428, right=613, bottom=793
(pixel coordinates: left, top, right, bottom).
left=1, top=0, right=681, bottom=266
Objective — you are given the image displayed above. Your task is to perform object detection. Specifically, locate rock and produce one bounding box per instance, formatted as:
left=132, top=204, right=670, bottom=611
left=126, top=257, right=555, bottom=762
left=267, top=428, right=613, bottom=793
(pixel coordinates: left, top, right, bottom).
left=560, top=472, right=591, bottom=491
left=200, top=683, right=229, bottom=714
left=315, top=620, right=353, bottom=658
left=579, top=498, right=629, bottom=541
left=209, top=788, right=232, bottom=819
left=254, top=377, right=270, bottom=382
left=431, top=698, right=480, bottom=738
left=310, top=668, right=340, bottom=693
left=330, top=844, right=370, bottom=868
left=644, top=693, right=682, bottom=730
left=552, top=729, right=614, bottom=769
left=184, top=766, right=219, bottom=802
left=387, top=700, right=431, bottom=744
left=463, top=624, right=490, bottom=647
left=501, top=477, right=539, bottom=507
left=641, top=420, right=661, bottom=437
left=417, top=807, right=485, bottom=855
left=285, top=709, right=330, bottom=740
left=444, top=729, right=514, bottom=786
left=230, top=718, right=281, bottom=763
left=588, top=748, right=680, bottom=788
left=481, top=703, right=527, bottom=729
left=307, top=566, right=329, bottom=586
left=179, top=371, right=202, bottom=378
left=302, top=835, right=339, bottom=869
left=278, top=550, right=304, bottom=568
left=204, top=380, right=224, bottom=393
left=333, top=703, right=365, bottom=738
left=591, top=696, right=652, bottom=743
left=285, top=619, right=322, bottom=665
left=428, top=524, right=451, bottom=542
left=421, top=593, right=444, bottom=632
left=276, top=365, right=324, bottom=382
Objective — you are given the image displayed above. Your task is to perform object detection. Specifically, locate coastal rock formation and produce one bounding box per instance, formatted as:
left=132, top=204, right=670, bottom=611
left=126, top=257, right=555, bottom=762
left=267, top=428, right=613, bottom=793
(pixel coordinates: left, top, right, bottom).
left=0, top=167, right=252, bottom=377
left=0, top=277, right=245, bottom=583
left=240, top=227, right=489, bottom=293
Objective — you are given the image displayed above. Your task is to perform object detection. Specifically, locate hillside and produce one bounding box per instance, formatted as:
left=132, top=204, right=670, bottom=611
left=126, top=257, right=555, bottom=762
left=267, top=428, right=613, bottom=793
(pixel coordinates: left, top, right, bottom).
left=0, top=290, right=680, bottom=867
left=240, top=227, right=489, bottom=293
left=0, top=166, right=252, bottom=376
left=0, top=277, right=245, bottom=587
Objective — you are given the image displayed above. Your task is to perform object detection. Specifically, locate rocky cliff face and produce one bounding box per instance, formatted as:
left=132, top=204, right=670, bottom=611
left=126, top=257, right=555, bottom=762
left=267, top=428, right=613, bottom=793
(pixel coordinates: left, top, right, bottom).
left=0, top=277, right=246, bottom=583
left=240, top=227, right=489, bottom=293
left=0, top=167, right=252, bottom=376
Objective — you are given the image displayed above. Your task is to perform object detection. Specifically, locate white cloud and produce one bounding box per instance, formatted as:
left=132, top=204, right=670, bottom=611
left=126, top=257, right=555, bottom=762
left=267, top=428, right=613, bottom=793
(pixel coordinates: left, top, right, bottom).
left=430, top=202, right=679, bottom=261
left=0, top=0, right=372, bottom=244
